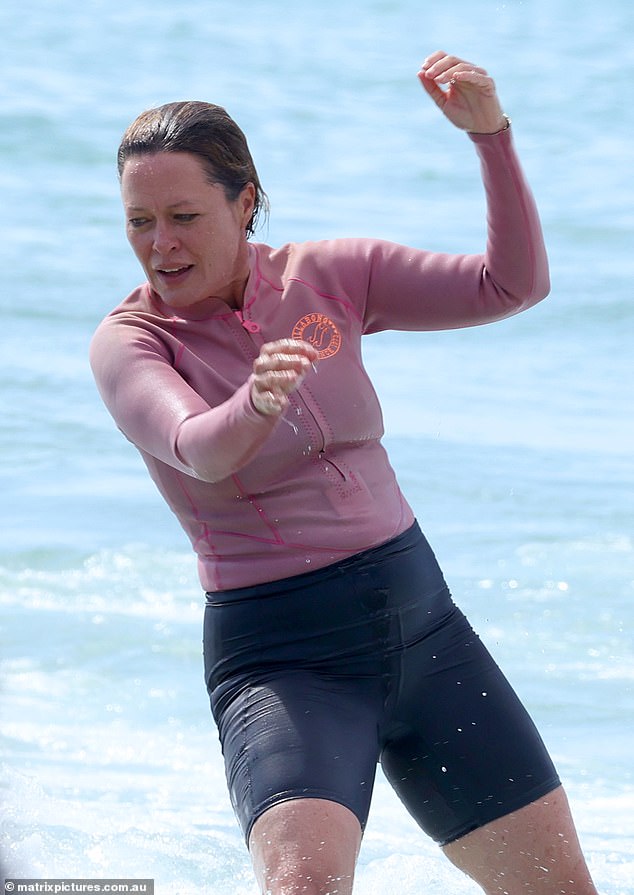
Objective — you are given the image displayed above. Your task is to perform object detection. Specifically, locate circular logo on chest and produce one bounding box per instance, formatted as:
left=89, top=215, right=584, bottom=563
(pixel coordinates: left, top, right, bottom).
left=291, top=313, right=342, bottom=359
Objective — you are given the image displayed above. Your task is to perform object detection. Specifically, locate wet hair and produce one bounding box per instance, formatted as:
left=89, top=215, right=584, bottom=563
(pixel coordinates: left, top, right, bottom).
left=117, top=101, right=268, bottom=237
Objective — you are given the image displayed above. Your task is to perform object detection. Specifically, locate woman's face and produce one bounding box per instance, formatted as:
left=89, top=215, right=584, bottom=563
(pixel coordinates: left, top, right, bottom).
left=121, top=151, right=255, bottom=309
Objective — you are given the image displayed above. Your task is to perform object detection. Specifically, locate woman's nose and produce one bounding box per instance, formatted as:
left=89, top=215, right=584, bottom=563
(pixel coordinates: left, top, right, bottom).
left=152, top=222, right=180, bottom=254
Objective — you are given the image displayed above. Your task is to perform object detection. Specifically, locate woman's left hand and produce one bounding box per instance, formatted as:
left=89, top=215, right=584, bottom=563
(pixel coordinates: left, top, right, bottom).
left=418, top=51, right=507, bottom=134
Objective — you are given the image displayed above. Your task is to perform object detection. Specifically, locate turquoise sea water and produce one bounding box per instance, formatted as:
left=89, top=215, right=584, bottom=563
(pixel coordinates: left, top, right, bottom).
left=1, top=0, right=633, bottom=892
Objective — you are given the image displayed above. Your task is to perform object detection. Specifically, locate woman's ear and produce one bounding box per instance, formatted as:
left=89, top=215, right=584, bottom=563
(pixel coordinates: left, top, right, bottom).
left=240, top=183, right=257, bottom=231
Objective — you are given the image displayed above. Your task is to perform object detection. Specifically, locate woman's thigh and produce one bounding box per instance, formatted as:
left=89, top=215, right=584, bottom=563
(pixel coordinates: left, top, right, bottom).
left=442, top=785, right=597, bottom=894
left=218, top=669, right=383, bottom=844
left=380, top=604, right=561, bottom=846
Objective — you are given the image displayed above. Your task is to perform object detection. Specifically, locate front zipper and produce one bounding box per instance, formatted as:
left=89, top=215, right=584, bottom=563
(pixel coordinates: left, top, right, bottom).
left=296, top=395, right=347, bottom=481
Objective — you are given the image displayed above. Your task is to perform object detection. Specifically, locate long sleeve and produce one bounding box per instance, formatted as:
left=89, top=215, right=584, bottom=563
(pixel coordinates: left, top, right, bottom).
left=360, top=126, right=550, bottom=333
left=89, top=315, right=280, bottom=483
left=174, top=378, right=280, bottom=482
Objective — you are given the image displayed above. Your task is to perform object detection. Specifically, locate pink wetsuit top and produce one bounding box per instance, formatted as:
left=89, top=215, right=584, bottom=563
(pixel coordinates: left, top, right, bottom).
left=90, top=129, right=549, bottom=591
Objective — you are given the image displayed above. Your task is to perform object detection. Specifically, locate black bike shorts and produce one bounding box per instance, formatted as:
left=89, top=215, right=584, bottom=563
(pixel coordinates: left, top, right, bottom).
left=203, top=522, right=560, bottom=847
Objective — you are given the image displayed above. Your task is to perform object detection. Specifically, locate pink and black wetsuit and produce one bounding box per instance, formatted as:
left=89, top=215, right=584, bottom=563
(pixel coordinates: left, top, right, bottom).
left=91, top=128, right=560, bottom=846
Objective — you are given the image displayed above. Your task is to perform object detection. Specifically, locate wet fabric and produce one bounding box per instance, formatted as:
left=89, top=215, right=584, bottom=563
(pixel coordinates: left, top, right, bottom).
left=203, top=522, right=560, bottom=845
left=90, top=129, right=550, bottom=593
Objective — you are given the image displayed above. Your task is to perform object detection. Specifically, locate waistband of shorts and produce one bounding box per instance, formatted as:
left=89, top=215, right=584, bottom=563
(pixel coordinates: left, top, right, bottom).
left=205, top=520, right=422, bottom=605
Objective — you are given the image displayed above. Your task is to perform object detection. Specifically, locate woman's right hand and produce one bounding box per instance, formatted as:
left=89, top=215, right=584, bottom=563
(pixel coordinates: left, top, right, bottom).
left=250, top=339, right=319, bottom=416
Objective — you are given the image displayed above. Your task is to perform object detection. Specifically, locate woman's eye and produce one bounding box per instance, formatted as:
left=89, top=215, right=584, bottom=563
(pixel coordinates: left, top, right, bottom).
left=129, top=217, right=149, bottom=229
left=174, top=213, right=198, bottom=223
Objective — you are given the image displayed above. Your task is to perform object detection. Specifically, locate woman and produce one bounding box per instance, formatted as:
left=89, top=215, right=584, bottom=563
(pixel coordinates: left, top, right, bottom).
left=91, top=51, right=598, bottom=895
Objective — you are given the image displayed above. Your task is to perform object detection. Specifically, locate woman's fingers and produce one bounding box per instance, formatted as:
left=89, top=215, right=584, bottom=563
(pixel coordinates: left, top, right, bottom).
left=251, top=367, right=306, bottom=415
left=253, top=339, right=318, bottom=371
left=251, top=339, right=318, bottom=415
left=422, top=52, right=486, bottom=81
left=418, top=50, right=505, bottom=134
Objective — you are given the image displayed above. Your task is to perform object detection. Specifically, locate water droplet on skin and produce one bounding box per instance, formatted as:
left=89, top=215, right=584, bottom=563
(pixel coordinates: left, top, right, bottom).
left=282, top=418, right=299, bottom=435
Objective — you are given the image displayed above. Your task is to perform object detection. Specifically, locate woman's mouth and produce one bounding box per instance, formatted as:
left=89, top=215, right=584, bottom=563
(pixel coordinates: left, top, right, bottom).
left=157, top=265, right=194, bottom=281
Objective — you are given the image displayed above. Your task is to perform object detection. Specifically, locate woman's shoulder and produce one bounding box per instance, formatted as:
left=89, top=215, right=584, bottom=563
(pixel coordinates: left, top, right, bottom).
left=90, top=283, right=174, bottom=368
left=251, top=236, right=394, bottom=281
left=94, top=283, right=154, bottom=328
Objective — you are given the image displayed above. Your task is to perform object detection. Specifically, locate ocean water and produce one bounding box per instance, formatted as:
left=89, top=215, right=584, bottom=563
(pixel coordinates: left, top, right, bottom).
left=1, top=0, right=633, bottom=892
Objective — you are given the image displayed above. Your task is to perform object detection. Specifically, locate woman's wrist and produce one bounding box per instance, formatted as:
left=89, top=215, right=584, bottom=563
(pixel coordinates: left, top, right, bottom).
left=468, top=113, right=511, bottom=136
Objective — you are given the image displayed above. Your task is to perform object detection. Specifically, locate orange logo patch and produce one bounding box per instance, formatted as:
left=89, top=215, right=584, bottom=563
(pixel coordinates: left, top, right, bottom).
left=291, top=313, right=342, bottom=359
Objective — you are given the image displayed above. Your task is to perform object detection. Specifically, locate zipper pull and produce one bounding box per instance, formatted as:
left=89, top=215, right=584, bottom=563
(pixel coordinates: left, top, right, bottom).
left=234, top=309, right=261, bottom=333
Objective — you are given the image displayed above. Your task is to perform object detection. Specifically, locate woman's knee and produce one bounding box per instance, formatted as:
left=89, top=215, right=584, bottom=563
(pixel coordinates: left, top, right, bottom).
left=248, top=798, right=362, bottom=895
